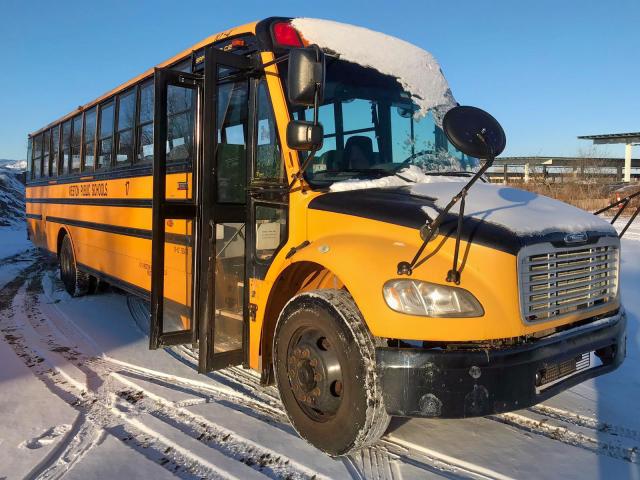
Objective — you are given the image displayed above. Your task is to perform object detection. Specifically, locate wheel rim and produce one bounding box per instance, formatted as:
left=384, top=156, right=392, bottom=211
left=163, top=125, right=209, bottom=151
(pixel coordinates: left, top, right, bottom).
left=286, top=327, right=344, bottom=422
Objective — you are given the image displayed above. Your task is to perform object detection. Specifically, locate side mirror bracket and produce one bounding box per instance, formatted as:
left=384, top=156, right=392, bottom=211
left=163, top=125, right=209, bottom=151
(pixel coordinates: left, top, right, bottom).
left=285, top=45, right=326, bottom=188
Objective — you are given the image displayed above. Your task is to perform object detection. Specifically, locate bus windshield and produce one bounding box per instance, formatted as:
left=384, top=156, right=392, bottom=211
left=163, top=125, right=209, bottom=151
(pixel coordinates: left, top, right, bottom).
left=289, top=59, right=477, bottom=188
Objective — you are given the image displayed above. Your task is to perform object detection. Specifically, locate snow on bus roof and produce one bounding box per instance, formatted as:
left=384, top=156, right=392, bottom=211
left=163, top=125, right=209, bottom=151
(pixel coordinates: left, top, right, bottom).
left=291, top=18, right=457, bottom=119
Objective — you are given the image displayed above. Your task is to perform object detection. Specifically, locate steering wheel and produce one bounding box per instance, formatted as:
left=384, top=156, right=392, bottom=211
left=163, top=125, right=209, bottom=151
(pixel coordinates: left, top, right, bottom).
left=400, top=149, right=432, bottom=165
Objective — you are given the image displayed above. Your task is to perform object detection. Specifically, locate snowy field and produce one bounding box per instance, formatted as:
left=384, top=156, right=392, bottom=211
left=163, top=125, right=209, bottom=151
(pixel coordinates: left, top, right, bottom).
left=0, top=220, right=639, bottom=480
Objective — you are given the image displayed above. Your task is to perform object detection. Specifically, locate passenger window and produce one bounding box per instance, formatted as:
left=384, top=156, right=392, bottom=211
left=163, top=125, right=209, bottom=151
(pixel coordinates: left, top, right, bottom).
left=255, top=205, right=287, bottom=262
left=216, top=77, right=249, bottom=203
left=42, top=130, right=50, bottom=177
left=97, top=101, right=114, bottom=169
left=166, top=85, right=194, bottom=163
left=137, top=82, right=153, bottom=163
left=83, top=107, right=97, bottom=171
left=116, top=88, right=136, bottom=166
left=71, top=115, right=82, bottom=173
left=33, top=134, right=42, bottom=178
left=62, top=120, right=72, bottom=175
left=255, top=81, right=284, bottom=182
left=51, top=126, right=60, bottom=176
left=26, top=137, right=33, bottom=180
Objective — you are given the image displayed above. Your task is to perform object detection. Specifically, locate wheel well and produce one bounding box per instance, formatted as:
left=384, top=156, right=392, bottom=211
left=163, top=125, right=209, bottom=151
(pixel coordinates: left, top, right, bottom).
left=260, top=261, right=345, bottom=385
left=56, top=228, right=69, bottom=259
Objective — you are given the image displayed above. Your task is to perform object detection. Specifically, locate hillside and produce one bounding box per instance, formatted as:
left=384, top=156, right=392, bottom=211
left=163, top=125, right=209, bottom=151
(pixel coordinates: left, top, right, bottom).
left=0, top=159, right=26, bottom=227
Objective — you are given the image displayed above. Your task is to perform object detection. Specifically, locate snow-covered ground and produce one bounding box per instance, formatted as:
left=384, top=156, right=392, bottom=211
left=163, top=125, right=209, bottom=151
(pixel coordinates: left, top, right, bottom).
left=0, top=220, right=639, bottom=479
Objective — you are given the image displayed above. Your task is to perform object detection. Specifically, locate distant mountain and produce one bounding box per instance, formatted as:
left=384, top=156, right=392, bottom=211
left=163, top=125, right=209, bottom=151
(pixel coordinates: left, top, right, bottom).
left=0, top=159, right=27, bottom=171
left=0, top=159, right=26, bottom=227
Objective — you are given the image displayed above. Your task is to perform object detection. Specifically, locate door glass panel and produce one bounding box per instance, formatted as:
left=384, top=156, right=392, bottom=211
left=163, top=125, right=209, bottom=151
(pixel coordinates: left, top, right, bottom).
left=216, top=73, right=248, bottom=203
left=255, top=205, right=287, bottom=262
left=166, top=84, right=195, bottom=200
left=214, top=222, right=245, bottom=353
left=162, top=218, right=193, bottom=333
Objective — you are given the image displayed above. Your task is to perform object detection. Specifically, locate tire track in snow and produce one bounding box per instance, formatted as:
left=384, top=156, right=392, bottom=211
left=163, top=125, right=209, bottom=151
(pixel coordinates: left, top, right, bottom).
left=489, top=411, right=640, bottom=465
left=16, top=266, right=333, bottom=480
left=4, top=264, right=328, bottom=480
left=379, top=437, right=514, bottom=480
left=530, top=404, right=640, bottom=443
left=1, top=270, right=238, bottom=479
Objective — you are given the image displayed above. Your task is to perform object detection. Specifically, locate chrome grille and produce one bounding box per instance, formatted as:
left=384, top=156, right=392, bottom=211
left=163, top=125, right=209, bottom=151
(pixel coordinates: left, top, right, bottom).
left=518, top=238, right=619, bottom=323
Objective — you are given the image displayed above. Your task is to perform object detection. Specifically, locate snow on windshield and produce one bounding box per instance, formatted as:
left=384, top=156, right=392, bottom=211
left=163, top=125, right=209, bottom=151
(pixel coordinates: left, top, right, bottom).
left=291, top=18, right=457, bottom=120
left=329, top=165, right=465, bottom=192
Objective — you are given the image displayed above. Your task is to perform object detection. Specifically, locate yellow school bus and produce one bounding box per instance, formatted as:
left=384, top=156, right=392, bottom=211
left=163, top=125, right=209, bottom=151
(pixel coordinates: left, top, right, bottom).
left=25, top=17, right=626, bottom=455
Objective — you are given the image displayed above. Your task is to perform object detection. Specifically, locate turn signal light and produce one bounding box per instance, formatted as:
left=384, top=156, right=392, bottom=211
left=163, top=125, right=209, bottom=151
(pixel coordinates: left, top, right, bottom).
left=272, top=22, right=303, bottom=47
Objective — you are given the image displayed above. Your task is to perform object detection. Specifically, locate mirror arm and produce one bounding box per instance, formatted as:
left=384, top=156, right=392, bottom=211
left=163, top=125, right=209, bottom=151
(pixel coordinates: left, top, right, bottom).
left=253, top=54, right=289, bottom=74
left=446, top=194, right=466, bottom=284
left=288, top=150, right=317, bottom=190
left=288, top=80, right=322, bottom=192
left=397, top=134, right=495, bottom=277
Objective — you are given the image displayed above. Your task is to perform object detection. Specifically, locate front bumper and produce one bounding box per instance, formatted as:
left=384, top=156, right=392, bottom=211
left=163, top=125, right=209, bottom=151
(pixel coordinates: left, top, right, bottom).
left=377, top=310, right=626, bottom=418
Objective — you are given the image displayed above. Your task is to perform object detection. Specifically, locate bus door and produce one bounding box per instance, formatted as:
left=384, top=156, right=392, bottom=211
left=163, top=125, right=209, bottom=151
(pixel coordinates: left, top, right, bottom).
left=198, top=47, right=252, bottom=371
left=150, top=68, right=202, bottom=350
left=150, top=48, right=252, bottom=374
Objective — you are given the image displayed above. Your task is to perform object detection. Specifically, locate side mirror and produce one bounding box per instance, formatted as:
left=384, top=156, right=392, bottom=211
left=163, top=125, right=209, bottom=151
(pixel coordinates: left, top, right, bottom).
left=287, top=121, right=324, bottom=151
left=442, top=106, right=506, bottom=162
left=287, top=46, right=325, bottom=106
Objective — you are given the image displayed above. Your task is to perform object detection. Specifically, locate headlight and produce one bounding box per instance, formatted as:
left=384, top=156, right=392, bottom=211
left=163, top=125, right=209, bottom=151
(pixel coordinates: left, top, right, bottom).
left=383, top=280, right=484, bottom=317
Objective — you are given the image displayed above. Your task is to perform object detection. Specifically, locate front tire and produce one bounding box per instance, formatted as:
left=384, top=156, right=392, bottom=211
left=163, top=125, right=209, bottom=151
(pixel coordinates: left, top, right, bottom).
left=274, top=289, right=390, bottom=456
left=59, top=234, right=90, bottom=297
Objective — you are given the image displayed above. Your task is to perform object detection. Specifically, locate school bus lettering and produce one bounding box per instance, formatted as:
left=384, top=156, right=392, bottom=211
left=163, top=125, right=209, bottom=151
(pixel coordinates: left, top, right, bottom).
left=68, top=182, right=107, bottom=197
left=24, top=17, right=625, bottom=457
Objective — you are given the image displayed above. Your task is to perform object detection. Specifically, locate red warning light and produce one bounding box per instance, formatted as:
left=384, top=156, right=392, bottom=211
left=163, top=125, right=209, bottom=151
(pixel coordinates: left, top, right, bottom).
left=272, top=22, right=303, bottom=47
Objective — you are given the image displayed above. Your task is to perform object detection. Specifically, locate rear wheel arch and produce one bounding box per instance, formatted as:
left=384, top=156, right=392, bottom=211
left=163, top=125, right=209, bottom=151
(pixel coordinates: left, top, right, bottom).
left=56, top=227, right=71, bottom=258
left=58, top=229, right=90, bottom=297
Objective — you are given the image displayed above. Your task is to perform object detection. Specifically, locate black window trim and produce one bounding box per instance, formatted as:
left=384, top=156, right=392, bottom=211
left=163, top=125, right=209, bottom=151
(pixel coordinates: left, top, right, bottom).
left=82, top=106, right=97, bottom=173
left=96, top=99, right=115, bottom=171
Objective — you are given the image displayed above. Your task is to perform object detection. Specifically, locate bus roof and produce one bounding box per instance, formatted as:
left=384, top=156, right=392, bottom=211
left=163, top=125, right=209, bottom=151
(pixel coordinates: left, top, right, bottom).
left=30, top=19, right=261, bottom=136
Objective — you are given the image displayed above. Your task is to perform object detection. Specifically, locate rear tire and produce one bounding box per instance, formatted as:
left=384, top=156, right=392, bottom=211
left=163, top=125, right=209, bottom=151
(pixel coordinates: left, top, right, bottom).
left=59, top=234, right=90, bottom=297
left=274, top=289, right=390, bottom=456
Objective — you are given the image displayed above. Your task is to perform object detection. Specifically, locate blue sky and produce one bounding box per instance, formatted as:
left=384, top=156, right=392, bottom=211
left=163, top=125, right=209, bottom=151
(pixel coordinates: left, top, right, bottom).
left=1, top=0, right=638, bottom=160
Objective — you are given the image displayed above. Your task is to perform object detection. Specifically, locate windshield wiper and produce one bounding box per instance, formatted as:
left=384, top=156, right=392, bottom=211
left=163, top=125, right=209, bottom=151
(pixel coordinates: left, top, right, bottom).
left=397, top=135, right=495, bottom=283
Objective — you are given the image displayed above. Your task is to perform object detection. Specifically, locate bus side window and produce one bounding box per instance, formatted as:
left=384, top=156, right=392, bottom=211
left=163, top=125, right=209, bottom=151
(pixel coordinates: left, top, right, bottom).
left=116, top=88, right=136, bottom=166
left=137, top=82, right=153, bottom=164
left=42, top=129, right=50, bottom=177
left=51, top=125, right=60, bottom=177
left=82, top=107, right=97, bottom=172
left=216, top=77, right=249, bottom=203
left=254, top=80, right=284, bottom=182
left=71, top=115, right=82, bottom=174
left=33, top=133, right=42, bottom=179
left=97, top=101, right=114, bottom=169
left=62, top=120, right=72, bottom=175
left=26, top=137, right=33, bottom=180
left=166, top=84, right=195, bottom=164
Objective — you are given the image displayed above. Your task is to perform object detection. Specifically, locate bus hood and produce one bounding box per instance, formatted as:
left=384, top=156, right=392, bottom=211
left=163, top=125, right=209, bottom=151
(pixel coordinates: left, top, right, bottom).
left=308, top=182, right=618, bottom=254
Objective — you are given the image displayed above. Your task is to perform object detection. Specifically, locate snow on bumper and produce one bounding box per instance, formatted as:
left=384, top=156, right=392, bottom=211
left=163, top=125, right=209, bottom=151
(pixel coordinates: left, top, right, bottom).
left=376, top=310, right=627, bottom=418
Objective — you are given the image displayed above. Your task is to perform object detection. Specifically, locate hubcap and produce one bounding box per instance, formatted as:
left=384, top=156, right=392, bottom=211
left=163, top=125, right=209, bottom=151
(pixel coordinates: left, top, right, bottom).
left=287, top=329, right=343, bottom=421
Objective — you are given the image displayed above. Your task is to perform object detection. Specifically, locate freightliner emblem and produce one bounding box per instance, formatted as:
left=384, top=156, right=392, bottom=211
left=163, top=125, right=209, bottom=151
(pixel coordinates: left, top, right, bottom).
left=564, top=232, right=588, bottom=244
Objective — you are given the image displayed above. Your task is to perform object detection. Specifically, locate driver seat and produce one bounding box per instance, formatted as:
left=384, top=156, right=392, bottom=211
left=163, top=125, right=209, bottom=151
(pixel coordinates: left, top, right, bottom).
left=344, top=136, right=374, bottom=169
